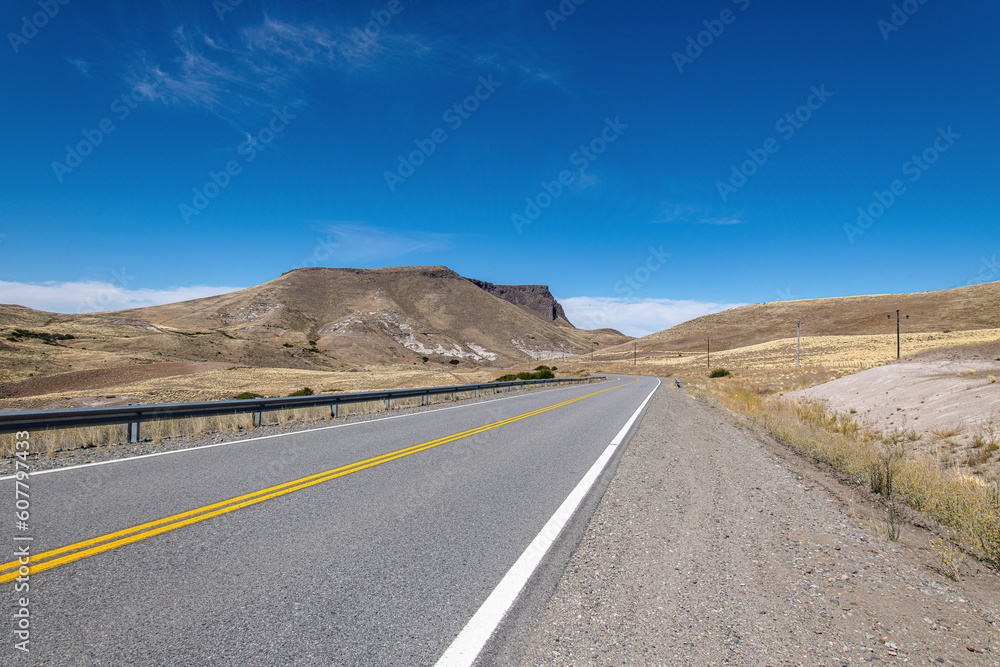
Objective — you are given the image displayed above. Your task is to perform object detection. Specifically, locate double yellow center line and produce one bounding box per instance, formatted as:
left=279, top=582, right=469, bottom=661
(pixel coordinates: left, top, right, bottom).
left=0, top=379, right=633, bottom=583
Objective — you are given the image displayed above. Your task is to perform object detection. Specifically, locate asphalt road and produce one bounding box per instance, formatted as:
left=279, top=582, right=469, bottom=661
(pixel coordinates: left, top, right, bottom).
left=1, top=375, right=659, bottom=666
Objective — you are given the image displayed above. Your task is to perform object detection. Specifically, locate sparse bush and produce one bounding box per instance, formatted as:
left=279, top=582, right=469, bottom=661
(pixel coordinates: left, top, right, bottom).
left=709, top=368, right=731, bottom=378
left=867, top=433, right=905, bottom=498
left=495, top=369, right=555, bottom=382
left=534, top=365, right=551, bottom=371
left=235, top=392, right=264, bottom=400
left=287, top=387, right=314, bottom=397
left=421, top=356, right=429, bottom=363
left=449, top=359, right=460, bottom=365
left=6, top=329, right=75, bottom=345
left=282, top=343, right=293, bottom=348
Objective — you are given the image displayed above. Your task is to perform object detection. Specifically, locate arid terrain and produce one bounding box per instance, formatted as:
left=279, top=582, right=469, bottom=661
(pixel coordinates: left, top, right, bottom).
left=0, top=266, right=626, bottom=409
left=560, top=281, right=1000, bottom=393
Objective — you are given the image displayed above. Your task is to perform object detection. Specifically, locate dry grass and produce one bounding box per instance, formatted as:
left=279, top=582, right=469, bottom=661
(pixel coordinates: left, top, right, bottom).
left=689, top=378, right=1000, bottom=568
left=572, top=329, right=1000, bottom=381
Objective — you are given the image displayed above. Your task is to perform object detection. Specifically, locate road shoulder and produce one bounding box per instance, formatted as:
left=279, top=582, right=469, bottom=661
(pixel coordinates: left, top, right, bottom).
left=516, top=378, right=1000, bottom=665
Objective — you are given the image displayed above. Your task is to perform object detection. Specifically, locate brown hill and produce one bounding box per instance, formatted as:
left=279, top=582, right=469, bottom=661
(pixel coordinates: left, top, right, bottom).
left=604, top=280, right=1000, bottom=356
left=0, top=267, right=630, bottom=391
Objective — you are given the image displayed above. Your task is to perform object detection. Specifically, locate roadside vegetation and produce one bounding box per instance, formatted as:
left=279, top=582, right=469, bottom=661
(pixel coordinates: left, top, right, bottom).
left=495, top=367, right=556, bottom=382
left=689, top=378, right=1000, bottom=570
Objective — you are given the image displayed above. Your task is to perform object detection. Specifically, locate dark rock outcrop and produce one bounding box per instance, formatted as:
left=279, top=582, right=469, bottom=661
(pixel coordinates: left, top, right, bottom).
left=468, top=279, right=574, bottom=327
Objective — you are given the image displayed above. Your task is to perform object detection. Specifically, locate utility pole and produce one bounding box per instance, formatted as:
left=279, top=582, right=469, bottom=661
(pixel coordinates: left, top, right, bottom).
left=888, top=309, right=909, bottom=359
left=591, top=341, right=595, bottom=362
left=633, top=342, right=637, bottom=365
left=705, top=337, right=712, bottom=371
left=793, top=322, right=803, bottom=369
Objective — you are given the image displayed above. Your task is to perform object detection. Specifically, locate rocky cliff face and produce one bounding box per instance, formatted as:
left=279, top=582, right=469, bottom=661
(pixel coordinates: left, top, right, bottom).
left=468, top=279, right=574, bottom=327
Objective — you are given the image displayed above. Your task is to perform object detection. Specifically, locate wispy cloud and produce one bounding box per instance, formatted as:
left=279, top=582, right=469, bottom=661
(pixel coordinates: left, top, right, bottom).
left=561, top=296, right=745, bottom=338
left=119, top=11, right=561, bottom=124
left=0, top=280, right=243, bottom=314
left=124, top=21, right=327, bottom=119
left=66, top=57, right=91, bottom=76
left=302, top=223, right=455, bottom=264
left=652, top=202, right=746, bottom=226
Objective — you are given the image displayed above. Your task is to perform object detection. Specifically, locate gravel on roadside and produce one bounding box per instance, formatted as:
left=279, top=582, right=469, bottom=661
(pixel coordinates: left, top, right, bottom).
left=517, top=379, right=999, bottom=666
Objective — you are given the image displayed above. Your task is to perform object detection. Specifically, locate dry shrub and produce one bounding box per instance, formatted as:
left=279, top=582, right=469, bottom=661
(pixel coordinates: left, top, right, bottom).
left=691, top=379, right=1000, bottom=568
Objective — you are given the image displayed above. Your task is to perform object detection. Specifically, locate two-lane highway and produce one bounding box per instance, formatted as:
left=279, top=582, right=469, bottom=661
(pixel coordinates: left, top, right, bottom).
left=1, top=376, right=658, bottom=666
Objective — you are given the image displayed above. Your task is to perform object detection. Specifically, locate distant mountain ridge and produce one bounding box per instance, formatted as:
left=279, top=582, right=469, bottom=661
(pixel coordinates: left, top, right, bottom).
left=467, top=279, right=573, bottom=326
left=0, top=266, right=630, bottom=385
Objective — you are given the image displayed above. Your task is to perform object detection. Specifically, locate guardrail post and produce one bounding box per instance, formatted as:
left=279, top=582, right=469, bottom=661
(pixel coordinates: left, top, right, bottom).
left=384, top=397, right=390, bottom=411
left=127, top=420, right=140, bottom=444
left=253, top=410, right=261, bottom=429
left=451, top=391, right=456, bottom=401
left=422, top=394, right=428, bottom=406
left=330, top=404, right=338, bottom=419
left=475, top=388, right=480, bottom=398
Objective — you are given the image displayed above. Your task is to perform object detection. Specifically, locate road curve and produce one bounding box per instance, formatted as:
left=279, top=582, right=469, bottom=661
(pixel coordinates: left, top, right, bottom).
left=2, top=375, right=658, bottom=666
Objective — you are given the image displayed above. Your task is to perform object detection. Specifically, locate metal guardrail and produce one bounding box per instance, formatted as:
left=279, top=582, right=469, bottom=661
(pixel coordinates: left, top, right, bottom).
left=0, top=377, right=604, bottom=442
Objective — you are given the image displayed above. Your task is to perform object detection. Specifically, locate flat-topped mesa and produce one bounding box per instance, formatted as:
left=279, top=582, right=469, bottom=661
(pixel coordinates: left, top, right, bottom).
left=467, top=279, right=574, bottom=327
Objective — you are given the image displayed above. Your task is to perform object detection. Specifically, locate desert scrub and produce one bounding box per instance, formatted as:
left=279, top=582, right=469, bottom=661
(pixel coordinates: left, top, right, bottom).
left=709, top=368, right=731, bottom=378
left=690, top=378, right=1000, bottom=568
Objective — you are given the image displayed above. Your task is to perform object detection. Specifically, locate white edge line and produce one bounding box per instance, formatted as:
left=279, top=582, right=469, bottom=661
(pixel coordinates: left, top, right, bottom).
left=433, top=378, right=659, bottom=667
left=0, top=381, right=619, bottom=482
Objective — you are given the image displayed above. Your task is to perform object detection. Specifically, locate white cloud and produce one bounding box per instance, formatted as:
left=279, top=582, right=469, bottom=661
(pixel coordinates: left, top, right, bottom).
left=0, top=280, right=243, bottom=315
left=560, top=296, right=746, bottom=338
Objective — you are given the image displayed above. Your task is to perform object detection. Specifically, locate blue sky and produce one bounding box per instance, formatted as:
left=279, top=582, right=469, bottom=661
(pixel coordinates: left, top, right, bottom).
left=1, top=0, right=997, bottom=336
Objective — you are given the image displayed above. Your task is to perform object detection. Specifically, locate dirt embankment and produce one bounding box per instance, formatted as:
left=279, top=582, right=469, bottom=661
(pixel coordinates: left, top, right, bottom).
left=787, top=345, right=1000, bottom=472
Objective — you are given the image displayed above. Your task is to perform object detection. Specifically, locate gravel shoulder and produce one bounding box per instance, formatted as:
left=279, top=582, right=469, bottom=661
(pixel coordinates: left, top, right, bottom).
left=516, top=380, right=1000, bottom=666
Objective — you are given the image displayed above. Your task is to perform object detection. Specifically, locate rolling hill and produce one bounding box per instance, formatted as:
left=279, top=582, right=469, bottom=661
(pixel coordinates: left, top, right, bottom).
left=0, top=267, right=630, bottom=395
left=622, top=280, right=1000, bottom=355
